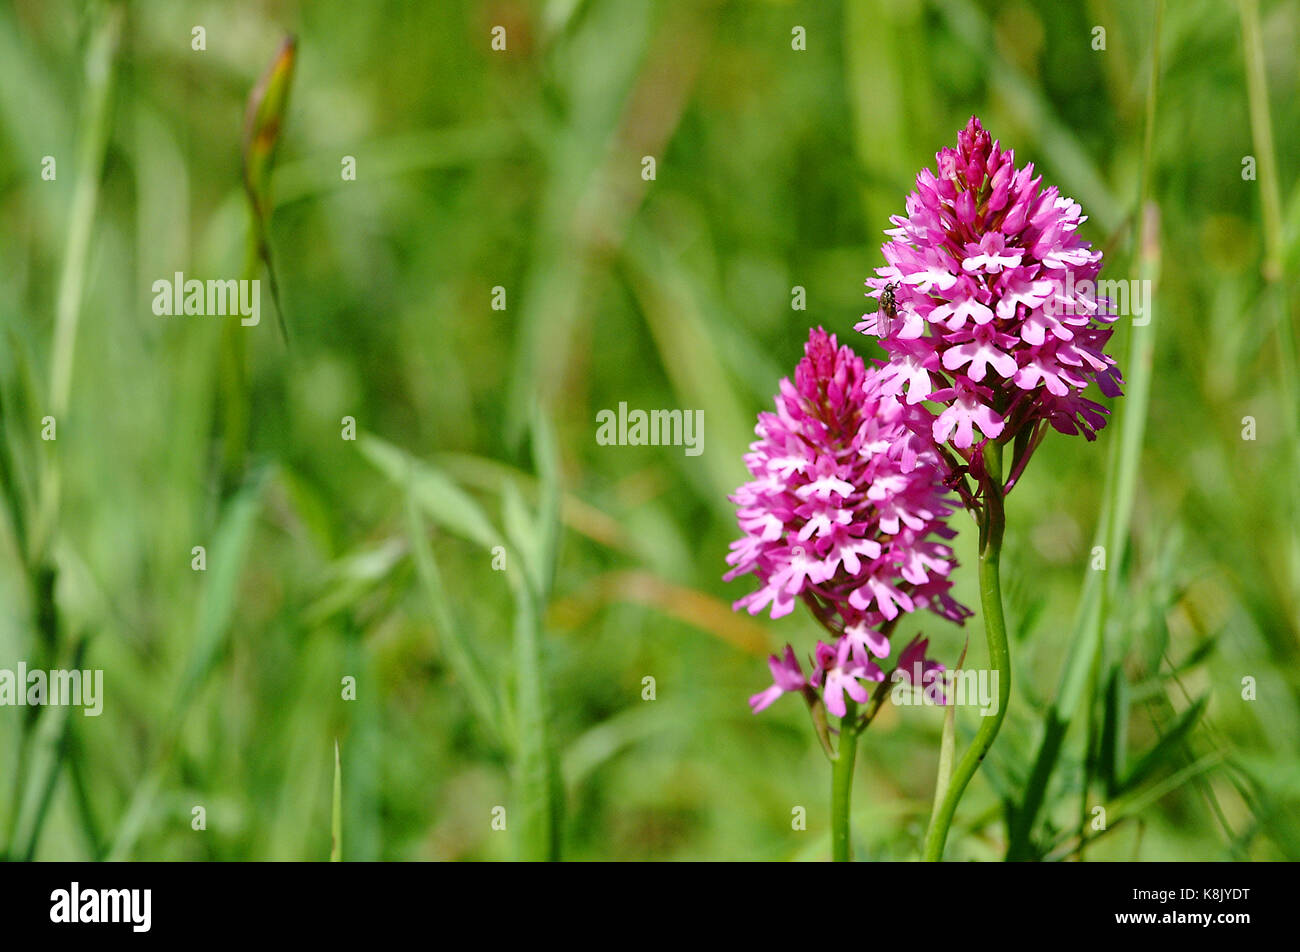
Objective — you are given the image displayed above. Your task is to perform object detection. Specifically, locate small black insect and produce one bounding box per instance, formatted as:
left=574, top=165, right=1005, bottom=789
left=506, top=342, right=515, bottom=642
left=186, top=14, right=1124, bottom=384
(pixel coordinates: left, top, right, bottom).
left=875, top=282, right=899, bottom=336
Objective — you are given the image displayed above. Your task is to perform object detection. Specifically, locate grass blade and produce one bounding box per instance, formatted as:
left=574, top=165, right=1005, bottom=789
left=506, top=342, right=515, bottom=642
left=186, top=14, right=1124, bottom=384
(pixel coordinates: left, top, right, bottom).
left=405, top=493, right=502, bottom=742
left=530, top=409, right=562, bottom=602
left=505, top=568, right=561, bottom=861
left=501, top=459, right=562, bottom=860
left=1120, top=696, right=1209, bottom=794
left=107, top=471, right=269, bottom=860
left=47, top=2, right=123, bottom=423
left=360, top=434, right=499, bottom=551
left=330, top=739, right=342, bottom=862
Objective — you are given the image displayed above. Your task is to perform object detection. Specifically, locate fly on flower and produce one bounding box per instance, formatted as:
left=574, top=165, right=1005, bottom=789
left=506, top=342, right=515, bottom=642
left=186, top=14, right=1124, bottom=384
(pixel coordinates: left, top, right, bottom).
left=878, top=281, right=899, bottom=337
left=864, top=281, right=899, bottom=338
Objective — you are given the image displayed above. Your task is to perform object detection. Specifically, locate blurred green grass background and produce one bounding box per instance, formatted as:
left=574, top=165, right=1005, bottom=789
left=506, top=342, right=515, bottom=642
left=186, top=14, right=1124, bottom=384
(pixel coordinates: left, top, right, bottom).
left=0, top=0, right=1297, bottom=860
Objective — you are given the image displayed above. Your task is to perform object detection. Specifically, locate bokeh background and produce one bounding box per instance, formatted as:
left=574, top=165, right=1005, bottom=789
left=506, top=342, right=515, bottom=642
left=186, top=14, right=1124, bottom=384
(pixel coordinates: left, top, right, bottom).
left=1, top=0, right=1297, bottom=861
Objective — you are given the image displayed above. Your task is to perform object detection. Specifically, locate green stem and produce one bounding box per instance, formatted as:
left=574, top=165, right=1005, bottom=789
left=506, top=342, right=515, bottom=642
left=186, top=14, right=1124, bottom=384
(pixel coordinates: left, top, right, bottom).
left=922, top=441, right=1011, bottom=861
left=831, top=703, right=860, bottom=862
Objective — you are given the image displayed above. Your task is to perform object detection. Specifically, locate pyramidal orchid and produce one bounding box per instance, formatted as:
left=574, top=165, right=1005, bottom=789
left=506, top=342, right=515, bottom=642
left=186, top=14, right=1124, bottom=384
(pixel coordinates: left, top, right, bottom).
left=855, top=117, right=1123, bottom=860
left=858, top=116, right=1123, bottom=497
left=725, top=327, right=969, bottom=860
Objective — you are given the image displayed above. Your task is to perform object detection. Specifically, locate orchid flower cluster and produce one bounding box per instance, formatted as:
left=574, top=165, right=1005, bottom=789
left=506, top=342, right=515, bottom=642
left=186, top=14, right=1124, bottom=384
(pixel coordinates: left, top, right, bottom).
left=857, top=116, right=1123, bottom=500
left=724, top=117, right=1122, bottom=860
left=724, top=327, right=965, bottom=726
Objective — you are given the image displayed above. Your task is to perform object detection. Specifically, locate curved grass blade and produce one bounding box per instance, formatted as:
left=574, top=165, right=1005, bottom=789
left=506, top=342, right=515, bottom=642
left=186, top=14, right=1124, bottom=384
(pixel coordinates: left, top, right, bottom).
left=359, top=435, right=499, bottom=551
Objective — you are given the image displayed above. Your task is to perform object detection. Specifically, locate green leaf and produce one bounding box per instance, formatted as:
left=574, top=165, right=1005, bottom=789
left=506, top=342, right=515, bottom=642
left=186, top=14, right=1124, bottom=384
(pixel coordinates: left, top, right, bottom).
left=505, top=569, right=561, bottom=861
left=171, top=472, right=269, bottom=715
left=10, top=634, right=89, bottom=859
left=530, top=409, right=562, bottom=601
left=279, top=465, right=338, bottom=557
left=362, top=431, right=552, bottom=851
left=1007, top=572, right=1101, bottom=859
left=1120, top=696, right=1208, bottom=794
left=562, top=703, right=688, bottom=789
left=1098, top=664, right=1128, bottom=797
left=501, top=455, right=561, bottom=860
left=359, top=434, right=499, bottom=551
left=300, top=538, right=406, bottom=629
left=405, top=496, right=502, bottom=742
left=502, top=480, right=541, bottom=597
left=0, top=385, right=29, bottom=560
